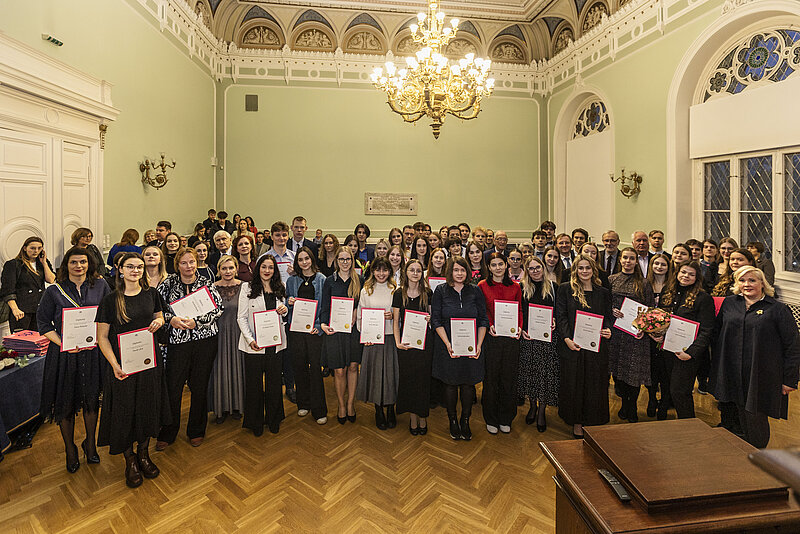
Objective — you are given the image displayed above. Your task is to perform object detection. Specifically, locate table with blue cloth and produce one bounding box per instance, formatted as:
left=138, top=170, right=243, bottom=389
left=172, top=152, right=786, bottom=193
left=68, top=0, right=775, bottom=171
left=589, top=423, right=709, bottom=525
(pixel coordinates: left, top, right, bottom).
left=0, top=356, right=44, bottom=453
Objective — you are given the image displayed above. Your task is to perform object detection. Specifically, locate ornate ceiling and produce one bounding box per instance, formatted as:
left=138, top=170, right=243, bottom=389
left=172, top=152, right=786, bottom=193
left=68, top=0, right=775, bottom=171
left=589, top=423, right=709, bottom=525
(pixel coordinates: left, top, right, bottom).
left=193, top=0, right=632, bottom=62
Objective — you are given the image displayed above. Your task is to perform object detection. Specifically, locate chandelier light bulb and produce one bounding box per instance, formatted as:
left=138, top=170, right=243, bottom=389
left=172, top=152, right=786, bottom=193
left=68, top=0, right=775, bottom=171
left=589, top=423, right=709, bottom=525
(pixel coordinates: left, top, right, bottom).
left=417, top=12, right=426, bottom=21
left=386, top=62, right=396, bottom=76
left=410, top=24, right=418, bottom=34
left=450, top=18, right=459, bottom=29
left=406, top=57, right=418, bottom=68
left=486, top=78, right=495, bottom=88
left=466, top=52, right=475, bottom=61
left=436, top=11, right=445, bottom=21
left=443, top=27, right=452, bottom=35
left=450, top=65, right=462, bottom=75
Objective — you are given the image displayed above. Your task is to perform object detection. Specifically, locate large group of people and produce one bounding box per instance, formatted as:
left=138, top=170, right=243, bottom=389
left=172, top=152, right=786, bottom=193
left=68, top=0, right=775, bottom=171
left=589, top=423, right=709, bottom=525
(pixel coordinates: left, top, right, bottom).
left=1, top=212, right=798, bottom=490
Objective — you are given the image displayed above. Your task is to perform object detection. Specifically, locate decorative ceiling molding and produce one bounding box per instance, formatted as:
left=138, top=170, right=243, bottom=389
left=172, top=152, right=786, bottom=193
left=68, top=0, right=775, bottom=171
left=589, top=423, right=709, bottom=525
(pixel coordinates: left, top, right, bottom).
left=128, top=0, right=717, bottom=98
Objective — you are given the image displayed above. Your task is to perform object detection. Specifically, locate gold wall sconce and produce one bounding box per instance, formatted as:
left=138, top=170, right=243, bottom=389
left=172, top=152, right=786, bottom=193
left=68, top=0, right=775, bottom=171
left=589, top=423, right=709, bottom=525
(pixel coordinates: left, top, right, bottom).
left=140, top=153, right=176, bottom=190
left=610, top=168, right=642, bottom=198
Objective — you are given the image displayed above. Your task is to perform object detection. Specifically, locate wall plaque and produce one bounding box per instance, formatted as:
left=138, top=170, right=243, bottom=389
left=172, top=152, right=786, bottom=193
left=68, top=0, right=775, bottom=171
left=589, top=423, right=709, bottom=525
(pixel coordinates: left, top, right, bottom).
left=364, top=192, right=418, bottom=215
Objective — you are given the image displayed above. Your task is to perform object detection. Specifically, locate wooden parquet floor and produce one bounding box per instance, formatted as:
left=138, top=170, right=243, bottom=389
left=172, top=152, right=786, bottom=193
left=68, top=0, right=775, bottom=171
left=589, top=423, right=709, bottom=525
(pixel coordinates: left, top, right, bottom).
left=2, top=380, right=799, bottom=533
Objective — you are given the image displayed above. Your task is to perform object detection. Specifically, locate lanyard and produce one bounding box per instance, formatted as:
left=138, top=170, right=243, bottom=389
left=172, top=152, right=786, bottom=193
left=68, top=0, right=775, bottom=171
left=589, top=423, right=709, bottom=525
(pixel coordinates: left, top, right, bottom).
left=55, top=283, right=80, bottom=308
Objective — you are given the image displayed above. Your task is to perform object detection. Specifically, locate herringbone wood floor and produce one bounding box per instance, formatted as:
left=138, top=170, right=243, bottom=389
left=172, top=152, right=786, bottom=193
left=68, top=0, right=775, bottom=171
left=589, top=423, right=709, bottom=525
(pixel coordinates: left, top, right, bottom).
left=2, top=380, right=799, bottom=533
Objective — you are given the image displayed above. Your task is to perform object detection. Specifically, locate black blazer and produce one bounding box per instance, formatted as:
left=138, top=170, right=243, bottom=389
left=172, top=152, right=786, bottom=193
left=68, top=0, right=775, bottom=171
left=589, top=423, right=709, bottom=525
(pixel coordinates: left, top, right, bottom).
left=598, top=250, right=621, bottom=275
left=660, top=289, right=715, bottom=359
left=290, top=238, right=318, bottom=256
left=483, top=246, right=510, bottom=263
left=1, top=258, right=52, bottom=313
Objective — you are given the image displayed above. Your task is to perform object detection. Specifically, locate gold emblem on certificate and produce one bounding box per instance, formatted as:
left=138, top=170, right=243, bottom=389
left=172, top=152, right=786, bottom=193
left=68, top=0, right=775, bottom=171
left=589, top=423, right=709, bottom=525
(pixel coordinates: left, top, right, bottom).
left=417, top=339, right=423, bottom=345
left=543, top=332, right=549, bottom=338
left=377, top=334, right=382, bottom=339
left=344, top=323, right=350, bottom=329
left=143, top=358, right=151, bottom=365
left=590, top=341, right=596, bottom=347
left=86, top=336, right=93, bottom=343
left=510, top=327, right=516, bottom=333
left=305, top=324, right=311, bottom=329
left=468, top=346, right=474, bottom=352
left=273, top=335, right=279, bottom=341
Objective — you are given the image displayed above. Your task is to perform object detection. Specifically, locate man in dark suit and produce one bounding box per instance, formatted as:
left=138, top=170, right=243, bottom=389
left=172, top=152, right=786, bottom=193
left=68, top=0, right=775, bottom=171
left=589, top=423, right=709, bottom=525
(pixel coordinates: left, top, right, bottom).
left=147, top=220, right=171, bottom=247
left=354, top=223, right=375, bottom=264
left=214, top=211, right=235, bottom=235
left=632, top=231, right=654, bottom=275
left=649, top=229, right=671, bottom=259
left=599, top=230, right=622, bottom=274
left=555, top=233, right=575, bottom=270
left=201, top=209, right=217, bottom=236
left=483, top=230, right=510, bottom=262
left=289, top=216, right=318, bottom=256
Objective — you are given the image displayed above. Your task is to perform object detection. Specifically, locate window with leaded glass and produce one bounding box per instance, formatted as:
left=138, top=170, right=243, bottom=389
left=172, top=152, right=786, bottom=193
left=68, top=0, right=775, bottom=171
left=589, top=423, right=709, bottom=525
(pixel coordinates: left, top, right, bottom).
left=739, top=155, right=773, bottom=253
left=785, top=152, right=800, bottom=273
left=703, top=161, right=730, bottom=243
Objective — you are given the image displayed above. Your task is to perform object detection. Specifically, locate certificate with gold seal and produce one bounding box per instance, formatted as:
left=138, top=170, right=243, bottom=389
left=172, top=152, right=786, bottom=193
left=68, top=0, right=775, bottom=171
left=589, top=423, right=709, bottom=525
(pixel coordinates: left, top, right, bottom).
left=450, top=318, right=477, bottom=357
left=494, top=300, right=519, bottom=338
left=360, top=308, right=385, bottom=344
left=253, top=309, right=282, bottom=349
left=61, top=306, right=99, bottom=351
left=329, top=297, right=354, bottom=333
left=400, top=310, right=429, bottom=350
left=290, top=298, right=318, bottom=333
left=118, top=328, right=157, bottom=375
left=528, top=304, right=553, bottom=342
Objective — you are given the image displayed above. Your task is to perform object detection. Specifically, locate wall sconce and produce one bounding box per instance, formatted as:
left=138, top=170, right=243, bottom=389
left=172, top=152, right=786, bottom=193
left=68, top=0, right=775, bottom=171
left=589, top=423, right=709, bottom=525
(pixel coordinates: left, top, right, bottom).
left=140, top=153, right=176, bottom=190
left=610, top=168, right=642, bottom=198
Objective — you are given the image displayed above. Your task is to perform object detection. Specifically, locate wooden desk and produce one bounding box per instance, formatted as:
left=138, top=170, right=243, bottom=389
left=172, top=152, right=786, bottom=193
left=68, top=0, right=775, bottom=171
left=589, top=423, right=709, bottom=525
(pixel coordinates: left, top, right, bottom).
left=541, top=420, right=800, bottom=533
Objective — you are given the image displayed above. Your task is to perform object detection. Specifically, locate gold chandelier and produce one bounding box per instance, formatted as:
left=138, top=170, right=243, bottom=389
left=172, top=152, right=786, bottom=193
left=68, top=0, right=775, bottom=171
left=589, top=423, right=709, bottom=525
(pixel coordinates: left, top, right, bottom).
left=371, top=0, right=494, bottom=139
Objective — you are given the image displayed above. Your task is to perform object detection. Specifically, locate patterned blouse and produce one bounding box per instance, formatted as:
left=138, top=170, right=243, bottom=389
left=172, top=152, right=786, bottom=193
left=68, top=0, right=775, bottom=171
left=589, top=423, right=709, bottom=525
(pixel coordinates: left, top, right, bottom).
left=157, top=272, right=223, bottom=344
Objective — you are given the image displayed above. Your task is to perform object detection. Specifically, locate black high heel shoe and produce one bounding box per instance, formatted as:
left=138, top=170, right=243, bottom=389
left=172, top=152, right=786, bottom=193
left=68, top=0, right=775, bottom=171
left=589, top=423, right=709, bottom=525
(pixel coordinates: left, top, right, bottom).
left=375, top=405, right=387, bottom=430
left=386, top=405, right=397, bottom=429
left=525, top=401, right=537, bottom=425
left=66, top=445, right=80, bottom=473
left=347, top=406, right=356, bottom=423
left=81, top=440, right=100, bottom=464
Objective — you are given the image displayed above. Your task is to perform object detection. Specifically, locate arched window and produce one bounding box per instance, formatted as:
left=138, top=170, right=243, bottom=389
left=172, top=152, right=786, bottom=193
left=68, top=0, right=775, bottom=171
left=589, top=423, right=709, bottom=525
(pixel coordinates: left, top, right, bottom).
left=573, top=100, right=610, bottom=138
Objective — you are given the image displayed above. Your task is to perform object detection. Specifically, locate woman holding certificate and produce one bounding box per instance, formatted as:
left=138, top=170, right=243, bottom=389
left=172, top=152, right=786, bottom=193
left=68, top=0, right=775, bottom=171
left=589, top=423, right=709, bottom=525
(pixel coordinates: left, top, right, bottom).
left=478, top=253, right=522, bottom=435
left=555, top=255, right=613, bottom=439
left=156, top=248, right=223, bottom=449
left=608, top=247, right=655, bottom=423
left=651, top=261, right=715, bottom=420
left=320, top=247, right=363, bottom=424
left=96, top=252, right=168, bottom=488
left=519, top=256, right=558, bottom=432
left=356, top=257, right=399, bottom=430
left=392, top=259, right=433, bottom=435
left=286, top=247, right=328, bottom=424
left=37, top=246, right=111, bottom=472
left=236, top=254, right=289, bottom=435
left=431, top=256, right=489, bottom=441
left=711, top=266, right=800, bottom=448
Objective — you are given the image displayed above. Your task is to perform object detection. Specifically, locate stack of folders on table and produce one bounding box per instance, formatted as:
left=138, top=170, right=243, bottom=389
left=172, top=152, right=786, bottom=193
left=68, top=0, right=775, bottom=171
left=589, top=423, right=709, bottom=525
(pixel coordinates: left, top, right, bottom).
left=2, top=330, right=50, bottom=357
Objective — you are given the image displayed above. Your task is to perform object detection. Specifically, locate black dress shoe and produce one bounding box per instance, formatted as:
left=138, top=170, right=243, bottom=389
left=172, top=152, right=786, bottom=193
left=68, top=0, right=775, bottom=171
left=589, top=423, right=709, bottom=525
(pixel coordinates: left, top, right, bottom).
left=375, top=406, right=387, bottom=430
left=286, top=387, right=297, bottom=404
left=66, top=445, right=80, bottom=473
left=525, top=405, right=537, bottom=425
left=215, top=414, right=227, bottom=424
left=347, top=413, right=356, bottom=423
left=337, top=415, right=347, bottom=424
left=448, top=417, right=461, bottom=440
left=386, top=405, right=397, bottom=429
left=124, top=455, right=142, bottom=488
left=409, top=423, right=419, bottom=436
left=137, top=449, right=160, bottom=479
left=617, top=408, right=627, bottom=421
left=418, top=424, right=428, bottom=435
left=81, top=440, right=100, bottom=464
left=460, top=417, right=472, bottom=441
left=647, top=399, right=658, bottom=418
left=537, top=419, right=547, bottom=433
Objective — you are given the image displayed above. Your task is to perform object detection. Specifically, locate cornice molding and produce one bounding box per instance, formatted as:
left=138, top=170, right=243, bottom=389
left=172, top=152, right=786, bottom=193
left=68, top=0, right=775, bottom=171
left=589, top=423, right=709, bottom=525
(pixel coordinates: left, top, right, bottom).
left=131, top=0, right=718, bottom=97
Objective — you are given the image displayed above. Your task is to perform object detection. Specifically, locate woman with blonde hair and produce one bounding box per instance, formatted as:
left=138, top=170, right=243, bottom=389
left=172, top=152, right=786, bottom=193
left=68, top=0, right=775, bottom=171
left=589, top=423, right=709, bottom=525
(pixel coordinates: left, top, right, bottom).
left=320, top=246, right=363, bottom=423
left=555, top=255, right=613, bottom=438
left=210, top=255, right=244, bottom=424
left=711, top=266, right=800, bottom=448
left=142, top=246, right=168, bottom=289
left=318, top=233, right=340, bottom=277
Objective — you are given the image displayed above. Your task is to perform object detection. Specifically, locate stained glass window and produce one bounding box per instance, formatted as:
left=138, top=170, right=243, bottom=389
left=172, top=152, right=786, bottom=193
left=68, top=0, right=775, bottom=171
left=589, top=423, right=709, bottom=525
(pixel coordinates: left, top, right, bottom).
left=703, top=29, right=800, bottom=102
left=573, top=100, right=610, bottom=138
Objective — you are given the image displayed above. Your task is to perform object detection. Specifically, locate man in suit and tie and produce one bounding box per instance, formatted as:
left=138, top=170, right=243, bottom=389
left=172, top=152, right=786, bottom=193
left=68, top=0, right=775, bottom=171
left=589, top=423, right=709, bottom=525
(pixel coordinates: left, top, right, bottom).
left=483, top=230, right=510, bottom=262
left=555, top=233, right=575, bottom=270
left=632, top=231, right=654, bottom=275
left=571, top=228, right=589, bottom=255
left=147, top=220, right=171, bottom=247
left=649, top=229, right=671, bottom=259
left=599, top=230, right=622, bottom=274
left=289, top=216, right=318, bottom=256
left=540, top=220, right=556, bottom=246
left=532, top=230, right=548, bottom=258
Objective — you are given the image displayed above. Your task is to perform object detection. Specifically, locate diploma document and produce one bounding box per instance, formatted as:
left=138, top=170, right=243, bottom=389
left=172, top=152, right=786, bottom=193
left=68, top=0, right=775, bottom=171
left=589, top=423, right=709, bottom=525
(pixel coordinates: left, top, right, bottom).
left=428, top=277, right=446, bottom=293
left=360, top=308, right=386, bottom=344
left=494, top=300, right=519, bottom=338
left=574, top=310, right=603, bottom=353
left=61, top=306, right=98, bottom=351
left=662, top=315, right=700, bottom=353
left=253, top=310, right=282, bottom=348
left=170, top=286, right=217, bottom=319
left=329, top=297, right=354, bottom=333
left=290, top=298, right=318, bottom=333
left=450, top=318, right=477, bottom=357
left=118, top=328, right=157, bottom=375
left=527, top=304, right=553, bottom=342
left=276, top=262, right=291, bottom=283
left=400, top=310, right=429, bottom=350
left=614, top=297, right=647, bottom=337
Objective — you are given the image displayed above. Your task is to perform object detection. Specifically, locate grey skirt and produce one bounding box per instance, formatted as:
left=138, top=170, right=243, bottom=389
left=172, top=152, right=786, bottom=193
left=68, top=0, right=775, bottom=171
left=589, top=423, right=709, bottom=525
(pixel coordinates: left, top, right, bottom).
left=356, top=335, right=399, bottom=405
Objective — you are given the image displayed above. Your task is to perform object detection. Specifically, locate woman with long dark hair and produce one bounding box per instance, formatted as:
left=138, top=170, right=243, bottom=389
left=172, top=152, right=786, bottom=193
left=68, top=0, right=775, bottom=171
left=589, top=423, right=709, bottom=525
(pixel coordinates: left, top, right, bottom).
left=160, top=232, right=181, bottom=275
left=410, top=236, right=431, bottom=270
left=1, top=236, right=55, bottom=331
left=236, top=254, right=289, bottom=435
left=318, top=233, right=340, bottom=277
left=38, top=246, right=111, bottom=472
left=232, top=234, right=256, bottom=282
left=96, top=252, right=169, bottom=488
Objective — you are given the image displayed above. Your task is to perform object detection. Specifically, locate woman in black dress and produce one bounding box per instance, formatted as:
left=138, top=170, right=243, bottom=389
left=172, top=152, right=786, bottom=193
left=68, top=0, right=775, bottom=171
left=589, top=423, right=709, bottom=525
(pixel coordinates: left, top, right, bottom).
left=318, top=233, right=340, bottom=277
left=711, top=266, right=800, bottom=448
left=392, top=259, right=433, bottom=435
left=555, top=255, right=613, bottom=438
left=431, top=256, right=489, bottom=441
left=519, top=255, right=558, bottom=432
left=645, top=253, right=671, bottom=417
left=38, top=246, right=111, bottom=472
left=320, top=246, right=363, bottom=423
left=1, top=236, right=55, bottom=332
left=651, top=261, right=715, bottom=419
left=96, top=252, right=169, bottom=488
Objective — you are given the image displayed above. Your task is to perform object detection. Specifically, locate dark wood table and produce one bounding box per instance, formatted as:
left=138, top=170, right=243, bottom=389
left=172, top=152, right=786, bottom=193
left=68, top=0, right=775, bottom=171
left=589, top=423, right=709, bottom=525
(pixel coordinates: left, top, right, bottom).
left=540, top=419, right=800, bottom=533
left=0, top=356, right=44, bottom=453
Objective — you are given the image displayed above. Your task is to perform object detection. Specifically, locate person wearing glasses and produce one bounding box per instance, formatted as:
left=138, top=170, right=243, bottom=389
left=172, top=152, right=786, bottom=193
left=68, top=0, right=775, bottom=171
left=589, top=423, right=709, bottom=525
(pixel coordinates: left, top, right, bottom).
left=507, top=248, right=524, bottom=282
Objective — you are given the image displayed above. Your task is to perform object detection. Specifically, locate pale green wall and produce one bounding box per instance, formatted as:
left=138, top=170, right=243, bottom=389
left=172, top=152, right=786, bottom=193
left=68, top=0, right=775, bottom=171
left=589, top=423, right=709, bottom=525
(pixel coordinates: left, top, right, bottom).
left=1, top=0, right=215, bottom=243
left=223, top=85, right=540, bottom=240
left=546, top=0, right=723, bottom=244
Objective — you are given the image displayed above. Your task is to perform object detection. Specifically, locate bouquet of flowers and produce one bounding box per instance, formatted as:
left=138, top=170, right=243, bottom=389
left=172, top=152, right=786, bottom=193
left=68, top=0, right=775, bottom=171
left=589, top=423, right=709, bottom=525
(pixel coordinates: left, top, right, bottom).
left=631, top=307, right=671, bottom=334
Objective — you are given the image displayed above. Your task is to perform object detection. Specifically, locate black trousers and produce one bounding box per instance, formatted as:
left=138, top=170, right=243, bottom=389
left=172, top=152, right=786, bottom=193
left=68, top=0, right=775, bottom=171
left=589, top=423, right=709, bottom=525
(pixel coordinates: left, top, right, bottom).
left=282, top=348, right=295, bottom=390
left=159, top=336, right=217, bottom=442
left=660, top=351, right=700, bottom=419
left=648, top=341, right=666, bottom=399
left=9, top=312, right=37, bottom=333
left=736, top=404, right=770, bottom=448
left=243, top=350, right=284, bottom=433
left=481, top=336, right=520, bottom=426
left=288, top=332, right=327, bottom=419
